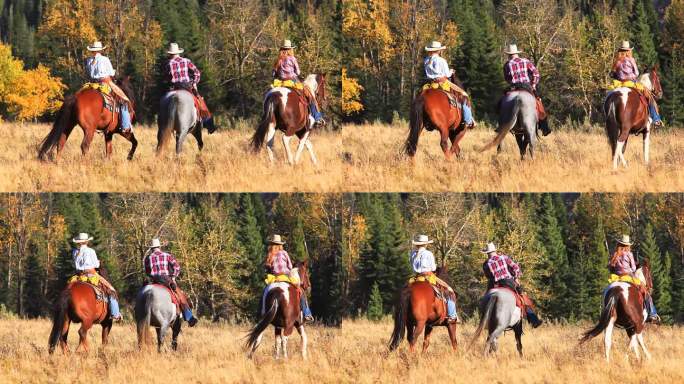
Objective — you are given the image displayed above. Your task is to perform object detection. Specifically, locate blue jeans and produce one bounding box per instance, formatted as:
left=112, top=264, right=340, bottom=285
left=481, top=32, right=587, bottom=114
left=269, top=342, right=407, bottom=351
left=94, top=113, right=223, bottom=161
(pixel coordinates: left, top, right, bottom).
left=447, top=298, right=457, bottom=318
left=182, top=308, right=195, bottom=321
left=645, top=295, right=658, bottom=317
left=648, top=104, right=662, bottom=123
left=462, top=103, right=473, bottom=124
left=301, top=294, right=312, bottom=317
left=310, top=102, right=323, bottom=122
left=120, top=104, right=132, bottom=130
left=109, top=297, right=121, bottom=318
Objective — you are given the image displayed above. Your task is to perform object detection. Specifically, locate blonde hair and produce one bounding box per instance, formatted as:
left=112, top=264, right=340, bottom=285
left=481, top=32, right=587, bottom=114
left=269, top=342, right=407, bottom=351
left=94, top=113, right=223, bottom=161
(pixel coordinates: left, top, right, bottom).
left=265, top=243, right=284, bottom=267
left=609, top=244, right=631, bottom=267
left=273, top=48, right=294, bottom=71
left=612, top=50, right=633, bottom=72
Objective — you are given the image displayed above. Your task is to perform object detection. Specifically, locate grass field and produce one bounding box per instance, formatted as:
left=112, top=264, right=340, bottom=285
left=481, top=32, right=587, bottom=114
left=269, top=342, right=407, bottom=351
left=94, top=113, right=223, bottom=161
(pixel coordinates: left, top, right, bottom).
left=0, top=122, right=343, bottom=192
left=342, top=122, right=684, bottom=192
left=0, top=317, right=682, bottom=383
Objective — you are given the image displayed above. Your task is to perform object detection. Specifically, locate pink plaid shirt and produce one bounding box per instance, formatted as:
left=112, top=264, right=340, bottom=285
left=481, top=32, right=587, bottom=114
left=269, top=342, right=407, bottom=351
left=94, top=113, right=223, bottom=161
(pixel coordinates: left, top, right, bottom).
left=612, top=57, right=639, bottom=81
left=168, top=56, right=200, bottom=85
left=609, top=250, right=636, bottom=276
left=504, top=57, right=540, bottom=89
left=144, top=249, right=180, bottom=278
left=275, top=56, right=300, bottom=81
left=486, top=253, right=521, bottom=282
left=269, top=250, right=293, bottom=275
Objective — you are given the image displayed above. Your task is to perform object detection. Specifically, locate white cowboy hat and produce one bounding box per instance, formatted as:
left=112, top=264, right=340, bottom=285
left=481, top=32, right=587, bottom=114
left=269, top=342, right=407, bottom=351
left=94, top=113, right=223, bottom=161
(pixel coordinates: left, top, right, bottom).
left=87, top=41, right=107, bottom=52
left=268, top=234, right=286, bottom=245
left=425, top=41, right=447, bottom=52
left=167, top=43, right=184, bottom=55
left=412, top=234, right=434, bottom=246
left=504, top=44, right=522, bottom=55
left=72, top=233, right=93, bottom=243
left=617, top=235, right=633, bottom=246
left=619, top=41, right=633, bottom=51
left=147, top=238, right=165, bottom=249
left=481, top=242, right=497, bottom=254
left=280, top=40, right=296, bottom=50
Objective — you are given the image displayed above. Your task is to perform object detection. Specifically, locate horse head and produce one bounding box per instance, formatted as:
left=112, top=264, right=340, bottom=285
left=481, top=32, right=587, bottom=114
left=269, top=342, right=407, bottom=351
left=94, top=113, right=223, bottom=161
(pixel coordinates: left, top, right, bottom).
left=117, top=75, right=137, bottom=122
left=295, top=260, right=311, bottom=291
left=640, top=66, right=663, bottom=99
left=315, top=73, right=327, bottom=108
left=636, top=258, right=654, bottom=293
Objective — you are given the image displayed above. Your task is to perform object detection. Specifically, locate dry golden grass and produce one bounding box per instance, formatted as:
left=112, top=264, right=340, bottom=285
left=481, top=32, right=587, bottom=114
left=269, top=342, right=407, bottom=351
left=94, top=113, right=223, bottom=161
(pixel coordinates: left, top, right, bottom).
left=1, top=317, right=682, bottom=383
left=343, top=122, right=684, bottom=192
left=0, top=122, right=343, bottom=192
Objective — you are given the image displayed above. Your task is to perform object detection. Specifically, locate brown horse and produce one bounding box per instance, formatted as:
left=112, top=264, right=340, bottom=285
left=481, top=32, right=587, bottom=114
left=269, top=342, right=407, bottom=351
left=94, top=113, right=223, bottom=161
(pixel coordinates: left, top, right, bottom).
left=604, top=67, right=662, bottom=169
left=404, top=75, right=470, bottom=160
left=48, top=281, right=112, bottom=354
left=580, top=262, right=654, bottom=361
left=245, top=261, right=311, bottom=359
left=388, top=267, right=458, bottom=353
left=38, top=77, right=138, bottom=161
left=251, top=74, right=327, bottom=165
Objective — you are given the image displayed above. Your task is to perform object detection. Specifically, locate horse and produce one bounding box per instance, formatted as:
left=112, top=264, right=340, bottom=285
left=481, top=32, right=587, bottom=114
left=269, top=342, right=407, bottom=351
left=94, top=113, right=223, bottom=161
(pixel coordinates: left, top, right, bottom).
left=135, top=284, right=182, bottom=352
left=47, top=281, right=113, bottom=354
left=604, top=67, right=663, bottom=169
left=250, top=74, right=327, bottom=165
left=388, top=266, right=458, bottom=353
left=156, top=89, right=215, bottom=155
left=245, top=261, right=311, bottom=359
left=38, top=77, right=139, bottom=161
left=404, top=74, right=469, bottom=160
left=580, top=262, right=654, bottom=362
left=480, top=90, right=538, bottom=159
left=468, top=286, right=523, bottom=357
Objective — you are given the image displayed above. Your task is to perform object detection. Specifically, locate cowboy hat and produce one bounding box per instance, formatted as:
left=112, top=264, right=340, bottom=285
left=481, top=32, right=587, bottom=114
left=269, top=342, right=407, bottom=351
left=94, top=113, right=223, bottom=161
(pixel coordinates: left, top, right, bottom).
left=167, top=43, right=184, bottom=55
left=617, top=234, right=633, bottom=246
left=148, top=238, right=166, bottom=249
left=481, top=242, right=497, bottom=254
left=72, top=233, right=93, bottom=243
left=618, top=41, right=633, bottom=51
left=504, top=44, right=522, bottom=55
left=87, top=41, right=107, bottom=52
left=280, top=40, right=296, bottom=50
left=268, top=234, right=286, bottom=245
left=412, top=234, right=434, bottom=246
left=425, top=41, right=447, bottom=52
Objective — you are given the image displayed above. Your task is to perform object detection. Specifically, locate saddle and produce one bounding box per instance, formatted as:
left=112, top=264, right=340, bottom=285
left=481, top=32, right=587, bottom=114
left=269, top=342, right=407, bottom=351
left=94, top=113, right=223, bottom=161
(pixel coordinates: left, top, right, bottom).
left=421, top=81, right=462, bottom=108
left=264, top=273, right=300, bottom=286
left=79, top=82, right=121, bottom=114
left=67, top=274, right=107, bottom=302
left=487, top=286, right=528, bottom=318
left=408, top=274, right=450, bottom=302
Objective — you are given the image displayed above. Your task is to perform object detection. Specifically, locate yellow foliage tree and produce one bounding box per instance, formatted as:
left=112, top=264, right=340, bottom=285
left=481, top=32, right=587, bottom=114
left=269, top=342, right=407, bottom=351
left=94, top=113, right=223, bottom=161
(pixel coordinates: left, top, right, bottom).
left=0, top=44, right=25, bottom=103
left=342, top=68, right=364, bottom=115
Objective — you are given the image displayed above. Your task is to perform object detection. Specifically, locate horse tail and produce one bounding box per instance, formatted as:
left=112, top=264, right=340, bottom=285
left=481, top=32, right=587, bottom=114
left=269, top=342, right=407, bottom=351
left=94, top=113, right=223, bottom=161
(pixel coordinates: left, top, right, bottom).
left=388, top=289, right=410, bottom=351
left=38, top=95, right=76, bottom=161
left=604, top=95, right=619, bottom=153
left=580, top=288, right=619, bottom=344
left=245, top=295, right=278, bottom=354
left=136, top=290, right=153, bottom=348
left=404, top=95, right=424, bottom=157
left=468, top=295, right=497, bottom=350
left=157, top=93, right=178, bottom=153
left=48, top=290, right=70, bottom=354
left=251, top=94, right=276, bottom=152
left=480, top=96, right=521, bottom=152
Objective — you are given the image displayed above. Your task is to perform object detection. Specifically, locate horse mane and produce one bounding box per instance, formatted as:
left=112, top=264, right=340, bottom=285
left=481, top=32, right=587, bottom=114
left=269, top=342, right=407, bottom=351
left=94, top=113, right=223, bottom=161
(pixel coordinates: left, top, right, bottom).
left=303, top=74, right=318, bottom=93
left=117, top=76, right=136, bottom=105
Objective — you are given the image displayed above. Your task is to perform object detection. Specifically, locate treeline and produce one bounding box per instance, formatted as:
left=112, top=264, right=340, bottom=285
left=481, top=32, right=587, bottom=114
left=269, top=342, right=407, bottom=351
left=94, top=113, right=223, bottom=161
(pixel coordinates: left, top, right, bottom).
left=342, top=193, right=684, bottom=323
left=0, top=193, right=346, bottom=325
left=0, top=0, right=342, bottom=125
left=342, top=0, right=684, bottom=127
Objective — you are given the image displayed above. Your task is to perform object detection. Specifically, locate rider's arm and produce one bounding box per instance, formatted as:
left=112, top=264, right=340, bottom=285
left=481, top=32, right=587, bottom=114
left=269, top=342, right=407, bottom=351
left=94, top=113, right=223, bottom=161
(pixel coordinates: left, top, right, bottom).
left=630, top=58, right=640, bottom=78
left=507, top=256, right=522, bottom=278
left=284, top=251, right=293, bottom=270
left=143, top=255, right=151, bottom=276
left=188, top=59, right=201, bottom=86
left=168, top=253, right=180, bottom=278
left=503, top=61, right=513, bottom=83
left=528, top=61, right=540, bottom=90
left=100, top=56, right=116, bottom=78
left=436, top=57, right=450, bottom=78
left=291, top=56, right=301, bottom=78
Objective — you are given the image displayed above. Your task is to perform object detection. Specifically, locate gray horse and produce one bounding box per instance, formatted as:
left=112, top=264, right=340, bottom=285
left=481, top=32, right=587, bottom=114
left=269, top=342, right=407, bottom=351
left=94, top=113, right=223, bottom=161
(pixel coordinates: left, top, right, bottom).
left=469, top=288, right=524, bottom=357
left=481, top=91, right=538, bottom=159
left=135, top=284, right=182, bottom=352
left=157, top=90, right=205, bottom=155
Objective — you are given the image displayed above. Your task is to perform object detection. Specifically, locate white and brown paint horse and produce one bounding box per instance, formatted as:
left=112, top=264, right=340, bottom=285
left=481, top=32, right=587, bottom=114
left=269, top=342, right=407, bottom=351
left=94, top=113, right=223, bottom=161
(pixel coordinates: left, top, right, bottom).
left=251, top=74, right=327, bottom=165
left=245, top=261, right=311, bottom=359
left=580, top=262, right=654, bottom=361
left=604, top=67, right=663, bottom=169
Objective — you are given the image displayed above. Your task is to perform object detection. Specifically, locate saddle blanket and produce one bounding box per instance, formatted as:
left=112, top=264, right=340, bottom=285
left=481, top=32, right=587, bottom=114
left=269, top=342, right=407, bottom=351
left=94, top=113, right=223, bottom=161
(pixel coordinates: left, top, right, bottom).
left=409, top=275, right=448, bottom=301
left=608, top=79, right=645, bottom=92
left=272, top=79, right=304, bottom=90
left=607, top=274, right=642, bottom=286
left=79, top=82, right=120, bottom=113
left=264, top=273, right=300, bottom=285
left=68, top=274, right=106, bottom=302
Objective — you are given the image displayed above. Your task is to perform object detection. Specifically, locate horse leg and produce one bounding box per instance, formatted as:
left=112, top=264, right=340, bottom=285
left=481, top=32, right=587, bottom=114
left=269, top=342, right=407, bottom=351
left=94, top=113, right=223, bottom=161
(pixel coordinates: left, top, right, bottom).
left=176, top=131, right=189, bottom=155
left=604, top=315, right=617, bottom=362
left=440, top=130, right=452, bottom=161
left=76, top=321, right=93, bottom=353
left=171, top=318, right=182, bottom=351
left=304, top=137, right=318, bottom=166
left=281, top=334, right=289, bottom=359
left=620, top=138, right=629, bottom=167
left=119, top=131, right=138, bottom=160
left=296, top=325, right=308, bottom=359
left=410, top=320, right=426, bottom=353
left=192, top=126, right=204, bottom=152
left=101, top=319, right=113, bottom=348
left=514, top=322, right=523, bottom=357
left=282, top=134, right=295, bottom=165
left=104, top=132, right=114, bottom=159
left=446, top=323, right=458, bottom=352
left=636, top=332, right=651, bottom=360
left=80, top=127, right=96, bottom=157
left=643, top=129, right=650, bottom=165
left=266, top=123, right=277, bottom=163
left=527, top=131, right=536, bottom=159
left=421, top=325, right=434, bottom=353
left=515, top=134, right=527, bottom=160
left=627, top=328, right=641, bottom=360
left=449, top=128, right=467, bottom=158
left=274, top=328, right=282, bottom=359
left=294, top=131, right=310, bottom=164
left=156, top=324, right=168, bottom=353
left=60, top=319, right=71, bottom=354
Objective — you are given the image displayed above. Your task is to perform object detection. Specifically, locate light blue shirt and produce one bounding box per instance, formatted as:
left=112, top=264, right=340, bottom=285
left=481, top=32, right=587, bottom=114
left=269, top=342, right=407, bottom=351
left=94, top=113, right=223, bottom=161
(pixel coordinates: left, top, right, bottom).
left=85, top=53, right=116, bottom=80
left=73, top=245, right=100, bottom=271
left=410, top=247, right=436, bottom=274
left=424, top=55, right=451, bottom=80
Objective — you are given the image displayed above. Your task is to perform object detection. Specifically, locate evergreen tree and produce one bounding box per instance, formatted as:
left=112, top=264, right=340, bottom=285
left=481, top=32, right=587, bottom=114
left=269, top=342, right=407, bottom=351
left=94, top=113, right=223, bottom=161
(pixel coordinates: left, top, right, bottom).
left=366, top=282, right=383, bottom=321
left=23, top=246, right=45, bottom=318
left=233, top=194, right=266, bottom=315
left=537, top=194, right=570, bottom=319
left=641, top=223, right=672, bottom=320
left=629, top=0, right=659, bottom=67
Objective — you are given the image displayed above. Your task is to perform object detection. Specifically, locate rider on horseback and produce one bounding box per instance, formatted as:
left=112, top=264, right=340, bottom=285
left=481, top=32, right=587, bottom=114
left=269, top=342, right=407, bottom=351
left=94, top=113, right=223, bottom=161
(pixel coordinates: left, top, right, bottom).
left=71, top=233, right=122, bottom=321
left=610, top=41, right=663, bottom=127
left=608, top=235, right=660, bottom=323
left=85, top=41, right=133, bottom=134
left=262, top=234, right=314, bottom=323
left=143, top=238, right=198, bottom=327
left=481, top=242, right=542, bottom=328
left=272, top=39, right=325, bottom=127
left=503, top=44, right=551, bottom=136
left=410, top=235, right=460, bottom=323
left=164, top=43, right=216, bottom=132
left=423, top=41, right=476, bottom=129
